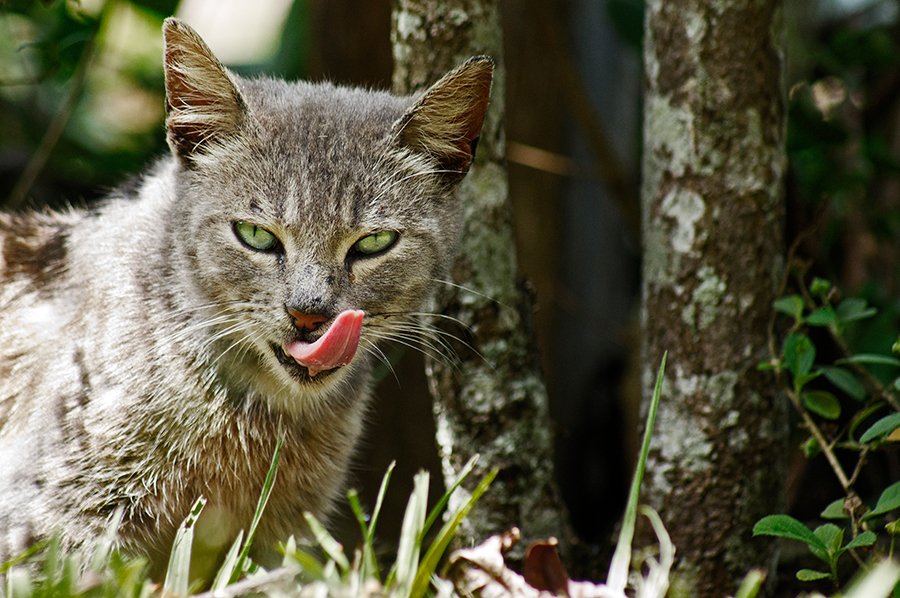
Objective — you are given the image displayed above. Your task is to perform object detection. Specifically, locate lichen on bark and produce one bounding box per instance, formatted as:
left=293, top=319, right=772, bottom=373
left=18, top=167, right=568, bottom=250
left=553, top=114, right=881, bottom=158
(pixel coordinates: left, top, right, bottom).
left=391, top=0, right=570, bottom=558
left=641, top=0, right=788, bottom=594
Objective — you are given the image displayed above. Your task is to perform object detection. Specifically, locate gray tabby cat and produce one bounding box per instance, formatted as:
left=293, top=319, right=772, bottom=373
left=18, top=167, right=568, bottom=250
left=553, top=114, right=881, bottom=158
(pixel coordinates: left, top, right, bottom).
left=0, top=17, right=491, bottom=578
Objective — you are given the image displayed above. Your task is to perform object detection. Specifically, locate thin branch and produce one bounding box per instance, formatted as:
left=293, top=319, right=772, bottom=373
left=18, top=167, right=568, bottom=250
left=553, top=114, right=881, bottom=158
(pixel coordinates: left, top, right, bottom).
left=787, top=387, right=853, bottom=492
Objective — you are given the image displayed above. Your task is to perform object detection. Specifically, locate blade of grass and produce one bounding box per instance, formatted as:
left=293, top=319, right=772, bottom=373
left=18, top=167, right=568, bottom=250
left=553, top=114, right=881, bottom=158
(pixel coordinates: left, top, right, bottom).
left=842, top=559, right=900, bottom=598
left=348, top=489, right=379, bottom=582
left=281, top=535, right=327, bottom=581
left=163, top=496, right=207, bottom=596
left=211, top=530, right=244, bottom=591
left=410, top=467, right=498, bottom=598
left=386, top=471, right=430, bottom=595
left=0, top=540, right=49, bottom=575
left=420, top=455, right=478, bottom=541
left=228, top=432, right=284, bottom=584
left=304, top=512, right=350, bottom=573
left=607, top=351, right=667, bottom=593
left=90, top=507, right=124, bottom=571
left=368, top=460, right=396, bottom=545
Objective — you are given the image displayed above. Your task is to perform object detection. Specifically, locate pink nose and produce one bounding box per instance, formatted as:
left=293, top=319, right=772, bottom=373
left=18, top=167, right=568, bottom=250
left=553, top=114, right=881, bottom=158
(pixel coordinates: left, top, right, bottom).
left=288, top=309, right=327, bottom=331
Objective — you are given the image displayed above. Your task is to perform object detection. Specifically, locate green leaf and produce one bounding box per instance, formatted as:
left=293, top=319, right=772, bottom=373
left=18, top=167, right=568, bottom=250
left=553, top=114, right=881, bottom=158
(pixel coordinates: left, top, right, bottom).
left=410, top=467, right=498, bottom=598
left=797, top=569, right=831, bottom=581
left=282, top=538, right=325, bottom=579
left=388, top=471, right=430, bottom=595
left=163, top=496, right=206, bottom=597
left=774, top=295, right=805, bottom=321
left=734, top=569, right=767, bottom=598
left=784, top=332, right=816, bottom=378
left=819, top=366, right=866, bottom=400
left=836, top=298, right=877, bottom=323
left=850, top=404, right=889, bottom=441
left=421, top=455, right=478, bottom=541
left=812, top=523, right=843, bottom=561
left=860, top=413, right=900, bottom=444
left=803, top=390, right=841, bottom=419
left=844, top=530, right=877, bottom=549
left=821, top=498, right=849, bottom=519
left=865, top=481, right=900, bottom=519
left=348, top=489, right=379, bottom=582
left=753, top=515, right=828, bottom=553
left=229, top=433, right=283, bottom=584
left=211, top=530, right=244, bottom=591
left=303, top=512, right=350, bottom=573
left=367, top=460, right=394, bottom=545
left=810, top=277, right=832, bottom=297
left=838, top=354, right=900, bottom=367
left=887, top=520, right=900, bottom=536
left=801, top=435, right=821, bottom=458
left=807, top=307, right=838, bottom=326
left=608, top=352, right=667, bottom=594
left=794, top=372, right=822, bottom=389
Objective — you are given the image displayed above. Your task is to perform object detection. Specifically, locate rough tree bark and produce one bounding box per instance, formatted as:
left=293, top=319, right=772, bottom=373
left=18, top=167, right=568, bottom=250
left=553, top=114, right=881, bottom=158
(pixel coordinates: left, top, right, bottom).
left=391, top=0, right=571, bottom=556
left=640, top=0, right=788, bottom=595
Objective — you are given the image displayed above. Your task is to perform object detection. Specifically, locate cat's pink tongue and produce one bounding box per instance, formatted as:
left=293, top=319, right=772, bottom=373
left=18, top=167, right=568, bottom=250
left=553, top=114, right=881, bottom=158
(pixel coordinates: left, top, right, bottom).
left=285, top=309, right=364, bottom=377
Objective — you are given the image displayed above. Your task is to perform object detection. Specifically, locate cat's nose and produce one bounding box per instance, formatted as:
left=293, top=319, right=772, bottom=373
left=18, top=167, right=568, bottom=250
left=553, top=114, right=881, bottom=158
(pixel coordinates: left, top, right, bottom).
left=288, top=309, right=327, bottom=331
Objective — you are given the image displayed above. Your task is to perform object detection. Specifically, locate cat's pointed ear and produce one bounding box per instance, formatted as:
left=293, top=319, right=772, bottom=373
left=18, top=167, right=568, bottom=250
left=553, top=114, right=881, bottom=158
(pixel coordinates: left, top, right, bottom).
left=162, top=18, right=247, bottom=164
left=393, top=56, right=493, bottom=175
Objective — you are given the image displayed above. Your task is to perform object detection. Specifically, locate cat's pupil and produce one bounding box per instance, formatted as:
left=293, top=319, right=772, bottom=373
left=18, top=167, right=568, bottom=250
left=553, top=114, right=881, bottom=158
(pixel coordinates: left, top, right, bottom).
left=234, top=221, right=278, bottom=252
left=354, top=231, right=397, bottom=255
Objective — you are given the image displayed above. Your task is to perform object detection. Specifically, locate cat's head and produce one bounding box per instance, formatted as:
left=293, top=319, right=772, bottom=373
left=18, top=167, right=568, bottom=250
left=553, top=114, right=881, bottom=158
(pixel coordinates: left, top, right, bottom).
left=160, top=18, right=492, bottom=407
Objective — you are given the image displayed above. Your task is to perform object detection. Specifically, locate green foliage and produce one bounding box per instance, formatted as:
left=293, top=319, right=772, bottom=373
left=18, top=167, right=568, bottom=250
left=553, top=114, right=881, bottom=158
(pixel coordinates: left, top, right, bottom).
left=278, top=457, right=497, bottom=598
left=3, top=516, right=154, bottom=598
left=754, top=515, right=876, bottom=583
left=0, top=0, right=172, bottom=208
left=762, top=272, right=900, bottom=589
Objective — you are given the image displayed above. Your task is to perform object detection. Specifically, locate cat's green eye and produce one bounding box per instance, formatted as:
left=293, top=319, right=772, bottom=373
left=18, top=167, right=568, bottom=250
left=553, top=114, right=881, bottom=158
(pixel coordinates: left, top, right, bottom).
left=234, top=221, right=279, bottom=252
left=354, top=230, right=397, bottom=255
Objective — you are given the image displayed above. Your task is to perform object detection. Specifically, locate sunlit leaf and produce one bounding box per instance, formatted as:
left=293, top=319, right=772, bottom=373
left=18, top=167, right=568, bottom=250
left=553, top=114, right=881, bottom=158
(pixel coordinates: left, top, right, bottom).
left=303, top=513, right=349, bottom=573
left=812, top=523, right=843, bottom=561
left=845, top=530, right=876, bottom=549
left=820, top=498, right=848, bottom=519
left=753, top=515, right=827, bottom=553
left=163, top=496, right=206, bottom=597
left=864, top=481, right=900, bottom=519
left=860, top=413, right=900, bottom=444
left=797, top=569, right=830, bottom=581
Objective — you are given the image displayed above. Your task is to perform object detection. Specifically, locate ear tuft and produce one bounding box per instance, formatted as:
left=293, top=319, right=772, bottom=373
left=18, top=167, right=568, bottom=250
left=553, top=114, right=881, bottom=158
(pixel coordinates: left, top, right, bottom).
left=394, top=56, right=494, bottom=175
left=163, top=18, right=246, bottom=163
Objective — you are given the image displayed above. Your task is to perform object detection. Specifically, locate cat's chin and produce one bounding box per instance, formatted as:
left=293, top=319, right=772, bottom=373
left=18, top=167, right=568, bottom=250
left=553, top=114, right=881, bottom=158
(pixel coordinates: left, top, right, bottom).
left=271, top=342, right=343, bottom=382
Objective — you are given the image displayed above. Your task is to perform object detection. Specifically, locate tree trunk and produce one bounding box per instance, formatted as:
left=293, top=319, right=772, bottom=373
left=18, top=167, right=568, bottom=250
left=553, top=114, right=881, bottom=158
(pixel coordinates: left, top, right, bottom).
left=391, top=0, right=571, bottom=557
left=641, top=0, right=788, bottom=595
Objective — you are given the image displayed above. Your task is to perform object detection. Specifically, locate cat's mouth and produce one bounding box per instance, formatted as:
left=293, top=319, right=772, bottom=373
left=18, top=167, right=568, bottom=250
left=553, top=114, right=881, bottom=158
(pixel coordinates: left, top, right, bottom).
left=272, top=344, right=341, bottom=380
left=273, top=309, right=365, bottom=381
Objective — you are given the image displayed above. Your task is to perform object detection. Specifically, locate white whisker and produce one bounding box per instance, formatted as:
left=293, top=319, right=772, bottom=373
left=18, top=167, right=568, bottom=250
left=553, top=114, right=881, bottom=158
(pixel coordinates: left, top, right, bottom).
left=430, top=278, right=509, bottom=308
